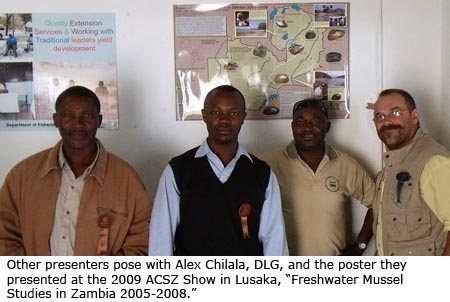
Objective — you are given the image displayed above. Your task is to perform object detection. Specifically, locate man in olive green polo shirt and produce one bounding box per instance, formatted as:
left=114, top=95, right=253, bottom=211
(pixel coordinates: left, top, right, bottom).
left=261, top=98, right=375, bottom=256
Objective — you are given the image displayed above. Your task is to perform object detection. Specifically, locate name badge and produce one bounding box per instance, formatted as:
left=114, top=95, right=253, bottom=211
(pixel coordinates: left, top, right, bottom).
left=239, top=203, right=252, bottom=239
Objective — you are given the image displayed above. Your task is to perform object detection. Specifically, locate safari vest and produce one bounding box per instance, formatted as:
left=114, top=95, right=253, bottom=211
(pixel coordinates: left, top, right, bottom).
left=373, top=130, right=450, bottom=255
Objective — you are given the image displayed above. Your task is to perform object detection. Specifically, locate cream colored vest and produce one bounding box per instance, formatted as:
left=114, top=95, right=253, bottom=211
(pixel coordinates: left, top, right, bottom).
left=373, top=131, right=450, bottom=255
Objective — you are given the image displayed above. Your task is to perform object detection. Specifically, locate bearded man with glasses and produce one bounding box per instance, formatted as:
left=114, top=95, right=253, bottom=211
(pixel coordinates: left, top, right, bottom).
left=372, top=88, right=450, bottom=256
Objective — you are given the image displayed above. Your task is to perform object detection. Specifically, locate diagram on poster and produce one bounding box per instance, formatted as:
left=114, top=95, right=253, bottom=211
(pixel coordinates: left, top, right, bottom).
left=174, top=3, right=349, bottom=120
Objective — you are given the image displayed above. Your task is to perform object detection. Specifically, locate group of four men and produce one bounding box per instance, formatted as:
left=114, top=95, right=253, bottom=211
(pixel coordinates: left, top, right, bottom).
left=0, top=85, right=449, bottom=256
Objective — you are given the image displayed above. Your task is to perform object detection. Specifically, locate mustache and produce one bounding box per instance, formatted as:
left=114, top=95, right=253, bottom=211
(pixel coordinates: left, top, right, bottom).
left=380, top=124, right=402, bottom=132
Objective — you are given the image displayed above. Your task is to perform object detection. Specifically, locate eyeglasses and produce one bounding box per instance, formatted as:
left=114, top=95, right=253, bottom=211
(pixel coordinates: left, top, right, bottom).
left=373, top=108, right=410, bottom=123
left=292, top=99, right=328, bottom=117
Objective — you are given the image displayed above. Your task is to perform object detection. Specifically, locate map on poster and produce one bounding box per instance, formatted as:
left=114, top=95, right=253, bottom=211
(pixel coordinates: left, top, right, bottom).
left=0, top=13, right=118, bottom=129
left=174, top=3, right=349, bottom=120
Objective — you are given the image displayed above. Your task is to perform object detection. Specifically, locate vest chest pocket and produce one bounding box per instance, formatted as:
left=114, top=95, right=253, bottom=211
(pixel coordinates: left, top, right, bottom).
left=385, top=211, right=431, bottom=241
left=393, top=179, right=414, bottom=207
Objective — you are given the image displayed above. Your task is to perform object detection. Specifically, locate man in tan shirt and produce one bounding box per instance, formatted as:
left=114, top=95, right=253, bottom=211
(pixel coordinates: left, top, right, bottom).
left=0, top=86, right=151, bottom=255
left=261, top=99, right=375, bottom=256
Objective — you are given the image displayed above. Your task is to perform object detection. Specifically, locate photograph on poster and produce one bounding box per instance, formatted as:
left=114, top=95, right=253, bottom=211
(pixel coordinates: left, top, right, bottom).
left=0, top=14, right=34, bottom=121
left=33, top=61, right=118, bottom=126
left=235, top=10, right=267, bottom=38
left=314, top=70, right=348, bottom=118
left=0, top=62, right=33, bottom=120
left=0, top=13, right=33, bottom=61
left=235, top=11, right=249, bottom=27
left=314, top=3, right=347, bottom=27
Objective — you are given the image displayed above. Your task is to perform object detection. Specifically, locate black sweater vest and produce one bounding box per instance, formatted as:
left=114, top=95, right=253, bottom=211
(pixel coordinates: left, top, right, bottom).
left=170, top=147, right=270, bottom=255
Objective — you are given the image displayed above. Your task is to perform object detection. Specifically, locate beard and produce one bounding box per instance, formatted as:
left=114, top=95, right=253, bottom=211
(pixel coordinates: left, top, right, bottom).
left=377, top=124, right=412, bottom=150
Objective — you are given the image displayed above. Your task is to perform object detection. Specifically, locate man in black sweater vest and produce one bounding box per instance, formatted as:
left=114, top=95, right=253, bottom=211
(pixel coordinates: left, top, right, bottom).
left=149, top=85, right=288, bottom=255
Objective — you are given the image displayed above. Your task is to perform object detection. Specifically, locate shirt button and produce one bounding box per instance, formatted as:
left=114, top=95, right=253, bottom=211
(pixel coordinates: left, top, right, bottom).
left=71, top=186, right=75, bottom=189
left=408, top=250, right=412, bottom=254
left=66, top=211, right=70, bottom=215
left=62, top=236, right=66, bottom=239
left=388, top=164, right=392, bottom=167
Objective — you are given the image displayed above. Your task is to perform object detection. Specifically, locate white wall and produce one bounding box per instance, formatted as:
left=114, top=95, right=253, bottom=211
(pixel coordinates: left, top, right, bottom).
left=0, top=0, right=446, bottom=254
left=382, top=0, right=443, bottom=140
left=441, top=0, right=450, bottom=148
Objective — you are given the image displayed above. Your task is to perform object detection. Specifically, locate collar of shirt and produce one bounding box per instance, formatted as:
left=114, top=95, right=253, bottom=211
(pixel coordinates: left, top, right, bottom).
left=58, top=142, right=100, bottom=180
left=285, top=140, right=339, bottom=174
left=40, top=140, right=108, bottom=186
left=383, top=128, right=424, bottom=168
left=285, top=140, right=338, bottom=160
left=194, top=140, right=253, bottom=183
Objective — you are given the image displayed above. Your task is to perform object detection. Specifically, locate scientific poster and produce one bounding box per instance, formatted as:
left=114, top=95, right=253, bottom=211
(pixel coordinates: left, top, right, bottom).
left=0, top=13, right=118, bottom=129
left=174, top=3, right=350, bottom=120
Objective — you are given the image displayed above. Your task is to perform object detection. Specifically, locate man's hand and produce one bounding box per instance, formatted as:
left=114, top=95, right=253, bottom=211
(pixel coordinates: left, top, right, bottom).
left=340, top=243, right=365, bottom=256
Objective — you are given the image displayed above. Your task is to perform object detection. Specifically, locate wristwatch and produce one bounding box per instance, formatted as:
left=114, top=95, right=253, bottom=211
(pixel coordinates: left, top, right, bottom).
left=357, top=241, right=367, bottom=250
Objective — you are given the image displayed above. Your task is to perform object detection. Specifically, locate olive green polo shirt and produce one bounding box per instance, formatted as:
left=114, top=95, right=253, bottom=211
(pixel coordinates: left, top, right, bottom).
left=261, top=141, right=374, bottom=256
